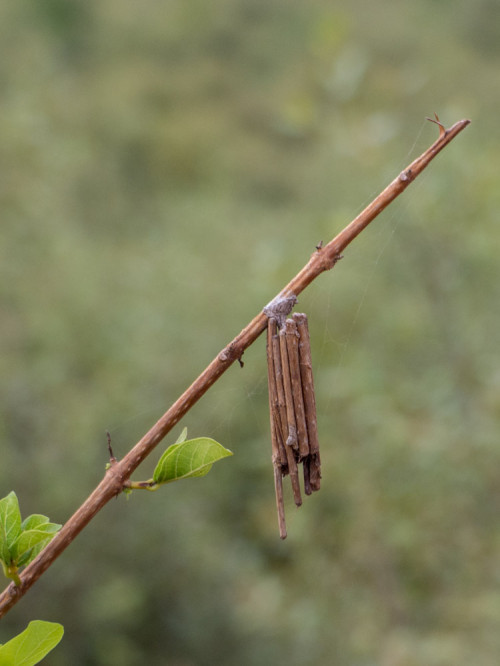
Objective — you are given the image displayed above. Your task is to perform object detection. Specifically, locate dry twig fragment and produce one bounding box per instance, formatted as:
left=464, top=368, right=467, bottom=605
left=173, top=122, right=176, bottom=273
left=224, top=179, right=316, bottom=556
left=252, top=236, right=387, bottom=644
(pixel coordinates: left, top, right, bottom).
left=271, top=320, right=302, bottom=507
left=284, top=319, right=309, bottom=461
left=274, top=466, right=287, bottom=540
left=294, top=313, right=321, bottom=492
left=266, top=319, right=288, bottom=469
left=267, top=321, right=287, bottom=538
left=279, top=328, right=299, bottom=454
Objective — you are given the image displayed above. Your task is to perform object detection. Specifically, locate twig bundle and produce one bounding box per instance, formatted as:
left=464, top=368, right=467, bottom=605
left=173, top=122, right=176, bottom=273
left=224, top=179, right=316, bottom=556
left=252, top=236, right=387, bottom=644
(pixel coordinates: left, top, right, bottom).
left=266, top=313, right=321, bottom=538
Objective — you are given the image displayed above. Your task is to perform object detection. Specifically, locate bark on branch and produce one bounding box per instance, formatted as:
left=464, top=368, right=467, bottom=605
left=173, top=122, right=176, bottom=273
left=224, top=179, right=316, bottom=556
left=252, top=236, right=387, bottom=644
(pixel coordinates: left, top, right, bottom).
left=0, top=117, right=470, bottom=618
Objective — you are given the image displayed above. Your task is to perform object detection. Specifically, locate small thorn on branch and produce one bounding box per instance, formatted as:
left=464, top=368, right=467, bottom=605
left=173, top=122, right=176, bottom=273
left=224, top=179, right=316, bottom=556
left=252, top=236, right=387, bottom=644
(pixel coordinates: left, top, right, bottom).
left=106, top=431, right=117, bottom=465
left=426, top=113, right=446, bottom=138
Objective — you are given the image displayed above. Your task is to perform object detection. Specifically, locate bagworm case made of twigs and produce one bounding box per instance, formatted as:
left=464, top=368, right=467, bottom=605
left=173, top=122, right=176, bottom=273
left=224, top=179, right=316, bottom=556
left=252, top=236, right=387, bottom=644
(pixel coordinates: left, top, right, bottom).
left=266, top=312, right=321, bottom=539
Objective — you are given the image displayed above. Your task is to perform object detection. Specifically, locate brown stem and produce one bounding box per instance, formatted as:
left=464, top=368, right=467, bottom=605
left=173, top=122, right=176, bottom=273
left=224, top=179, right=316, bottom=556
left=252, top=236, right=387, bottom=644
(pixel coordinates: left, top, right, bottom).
left=0, top=117, right=470, bottom=618
left=294, top=313, right=321, bottom=493
left=267, top=320, right=289, bottom=538
left=303, top=456, right=312, bottom=497
left=293, top=314, right=320, bottom=457
left=266, top=319, right=288, bottom=469
left=275, top=325, right=302, bottom=506
left=279, top=329, right=299, bottom=454
left=273, top=466, right=287, bottom=540
left=284, top=319, right=309, bottom=461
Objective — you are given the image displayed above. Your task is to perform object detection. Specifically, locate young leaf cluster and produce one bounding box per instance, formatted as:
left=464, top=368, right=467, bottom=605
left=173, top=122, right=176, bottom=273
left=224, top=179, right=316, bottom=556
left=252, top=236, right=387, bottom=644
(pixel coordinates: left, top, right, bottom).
left=0, top=492, right=61, bottom=586
left=0, top=620, right=64, bottom=665
left=127, top=429, right=233, bottom=491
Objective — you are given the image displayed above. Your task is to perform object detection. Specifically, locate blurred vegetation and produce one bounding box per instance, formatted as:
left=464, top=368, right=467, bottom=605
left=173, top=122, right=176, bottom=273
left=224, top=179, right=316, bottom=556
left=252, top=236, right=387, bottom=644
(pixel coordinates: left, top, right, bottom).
left=1, top=1, right=499, bottom=664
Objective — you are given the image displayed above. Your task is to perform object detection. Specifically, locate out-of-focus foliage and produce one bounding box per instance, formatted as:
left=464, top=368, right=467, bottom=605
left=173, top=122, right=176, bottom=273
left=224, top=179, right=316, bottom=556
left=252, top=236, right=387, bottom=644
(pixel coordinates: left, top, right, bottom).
left=1, top=1, right=499, bottom=664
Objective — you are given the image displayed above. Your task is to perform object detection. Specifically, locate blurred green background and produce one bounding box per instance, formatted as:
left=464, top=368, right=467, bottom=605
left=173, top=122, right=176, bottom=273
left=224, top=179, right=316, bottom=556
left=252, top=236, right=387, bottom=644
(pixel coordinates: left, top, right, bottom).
left=1, top=1, right=499, bottom=664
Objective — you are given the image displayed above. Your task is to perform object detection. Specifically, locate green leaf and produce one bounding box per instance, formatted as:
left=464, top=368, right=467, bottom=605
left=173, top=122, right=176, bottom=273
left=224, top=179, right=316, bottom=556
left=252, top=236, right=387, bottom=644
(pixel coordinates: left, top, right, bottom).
left=0, top=493, right=22, bottom=565
left=12, top=523, right=61, bottom=566
left=0, top=620, right=64, bottom=665
left=0, top=496, right=61, bottom=576
left=16, top=541, right=50, bottom=570
left=152, top=437, right=233, bottom=485
left=20, top=515, right=50, bottom=531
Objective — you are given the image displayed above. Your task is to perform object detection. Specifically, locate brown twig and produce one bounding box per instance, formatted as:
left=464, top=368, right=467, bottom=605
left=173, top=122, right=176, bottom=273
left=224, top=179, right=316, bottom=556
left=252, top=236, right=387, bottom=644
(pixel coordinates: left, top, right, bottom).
left=273, top=324, right=302, bottom=505
left=273, top=467, right=287, bottom=540
left=266, top=320, right=288, bottom=539
left=294, top=313, right=321, bottom=492
left=0, top=117, right=470, bottom=618
left=278, top=327, right=303, bottom=507
left=278, top=330, right=299, bottom=454
left=284, top=319, right=309, bottom=461
left=267, top=319, right=288, bottom=470
left=266, top=320, right=283, bottom=469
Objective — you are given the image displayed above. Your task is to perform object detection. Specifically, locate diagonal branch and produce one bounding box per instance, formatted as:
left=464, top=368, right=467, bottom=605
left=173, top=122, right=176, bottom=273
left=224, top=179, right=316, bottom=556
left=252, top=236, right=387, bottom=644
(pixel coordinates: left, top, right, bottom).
left=0, top=117, right=470, bottom=618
